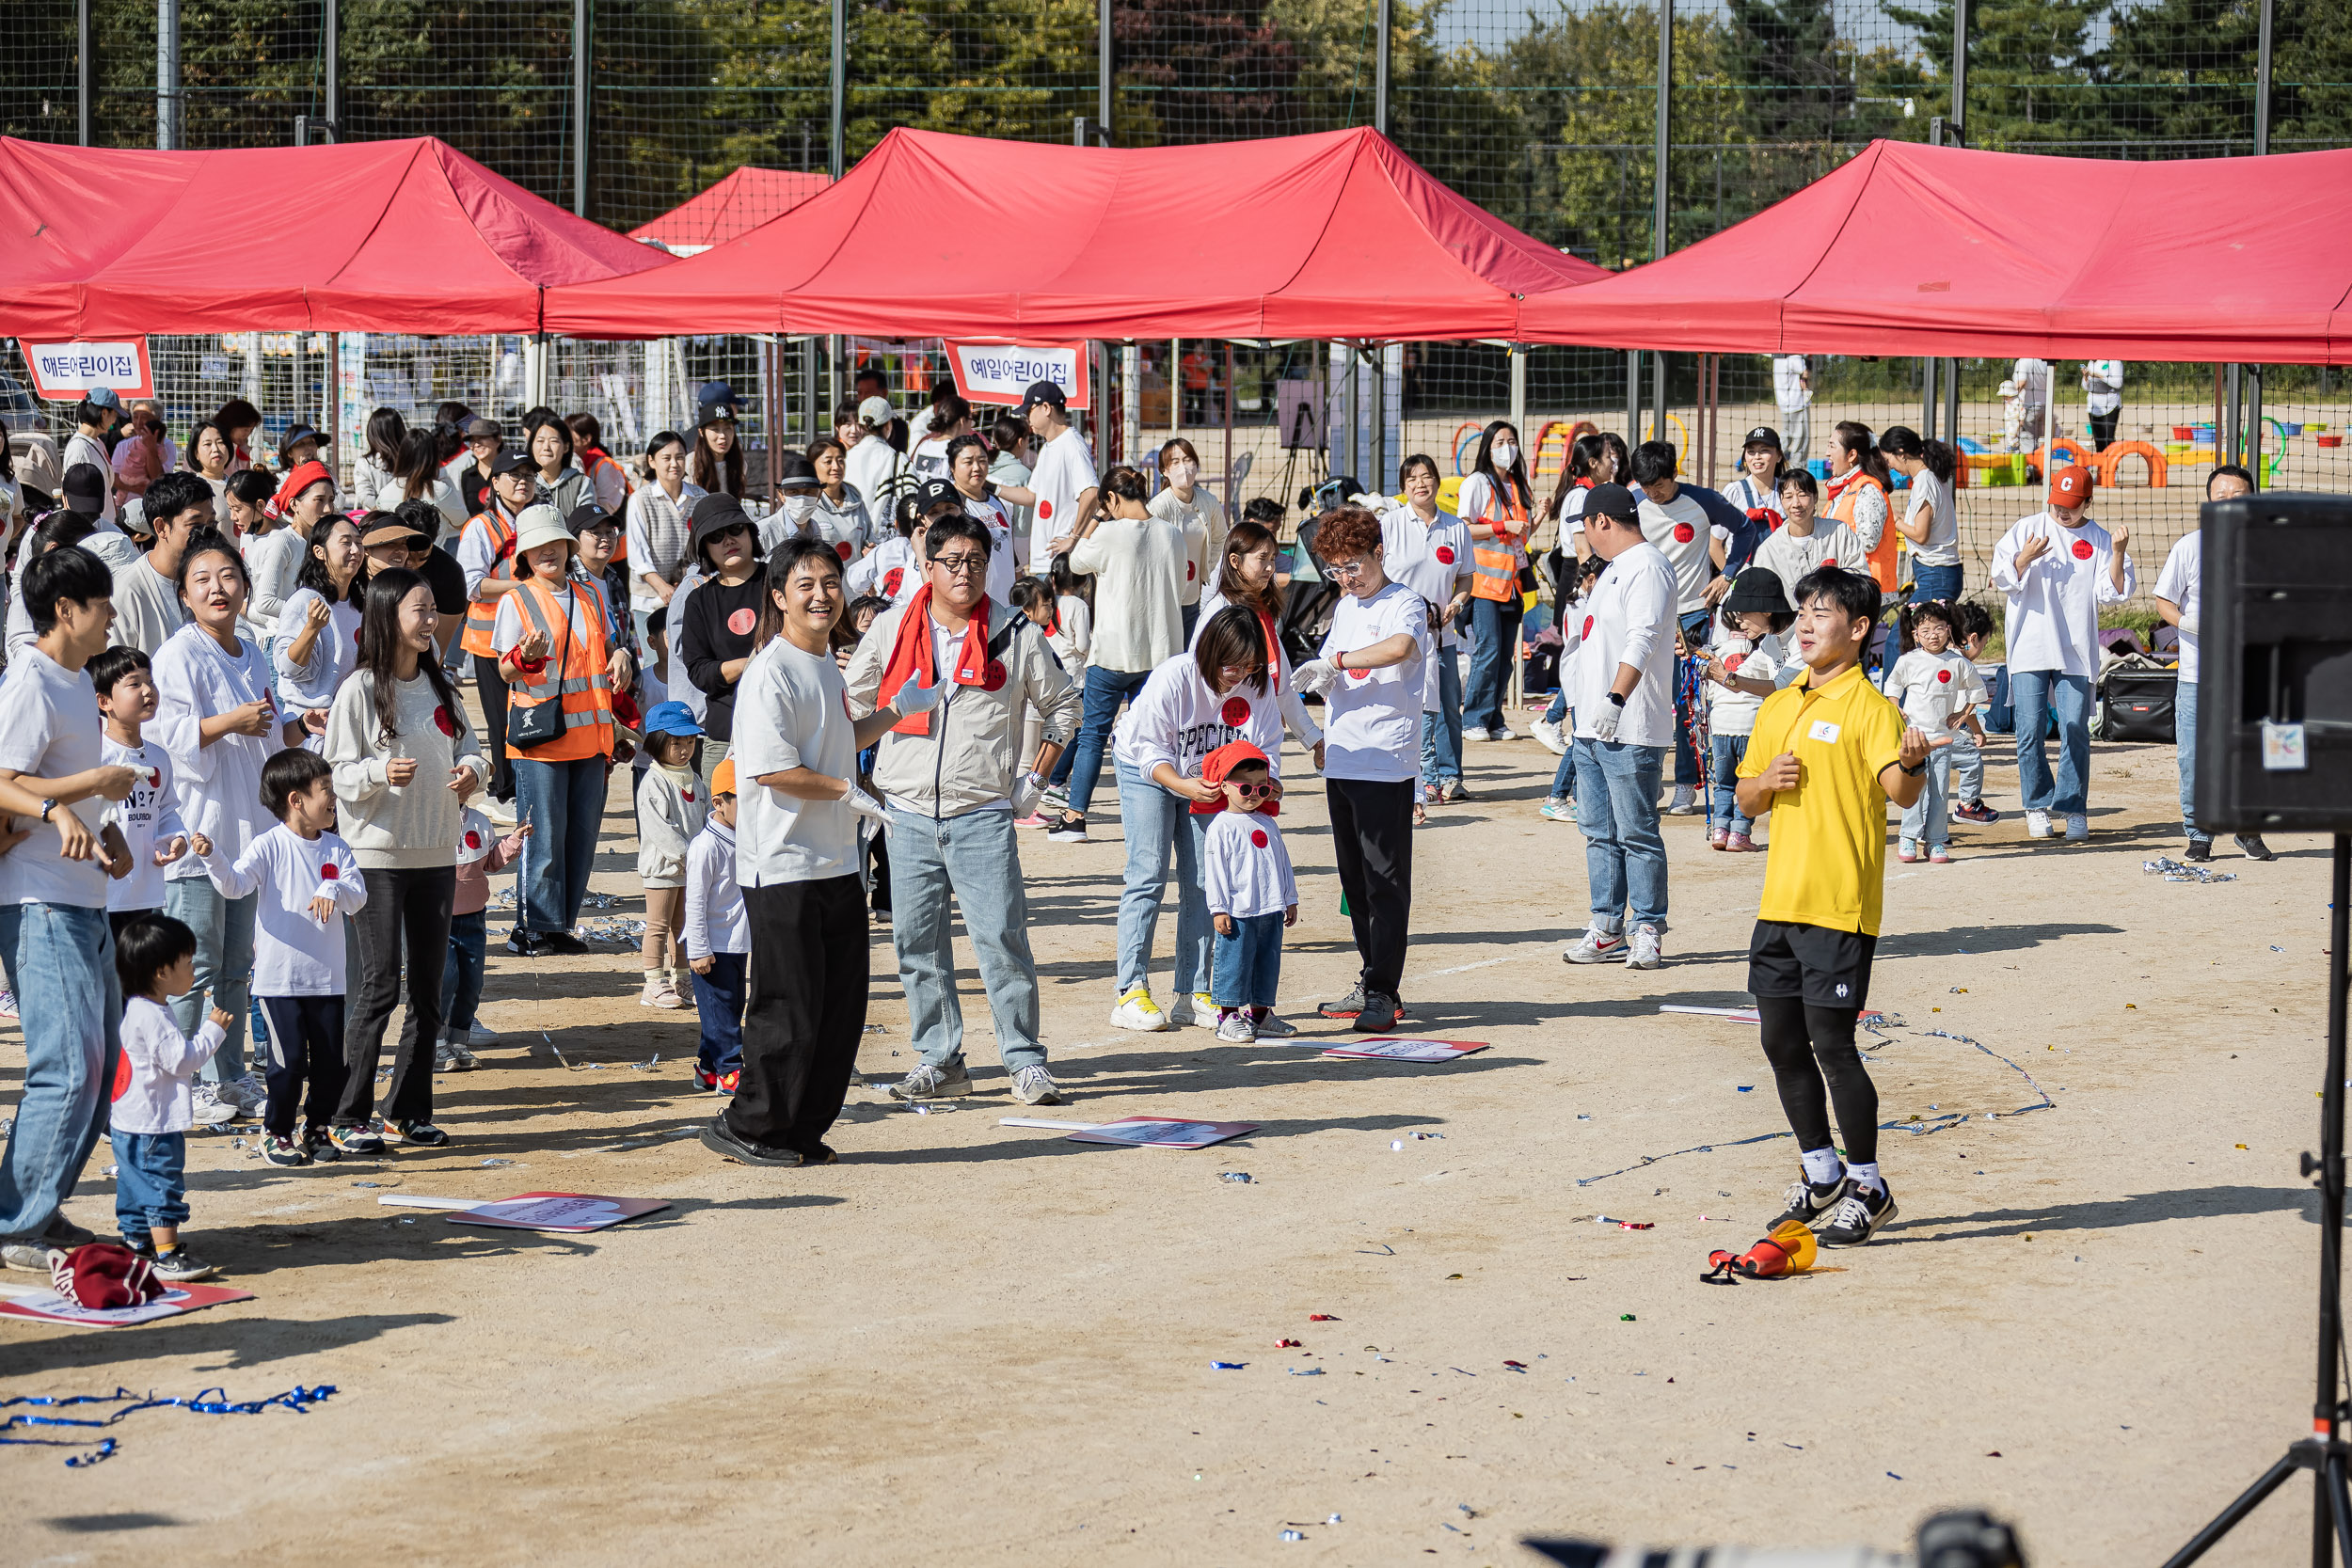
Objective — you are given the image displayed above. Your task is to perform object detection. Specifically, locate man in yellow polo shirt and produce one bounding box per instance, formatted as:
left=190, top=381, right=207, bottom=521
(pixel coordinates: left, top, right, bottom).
left=1736, top=567, right=1930, bottom=1247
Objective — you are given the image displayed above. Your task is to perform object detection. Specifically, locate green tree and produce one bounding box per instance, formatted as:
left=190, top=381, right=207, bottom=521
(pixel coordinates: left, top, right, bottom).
left=1884, top=0, right=2109, bottom=145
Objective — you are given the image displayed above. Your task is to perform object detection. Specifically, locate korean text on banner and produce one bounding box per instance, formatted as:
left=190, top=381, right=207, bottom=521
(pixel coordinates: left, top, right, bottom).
left=19, top=338, right=154, bottom=401
left=946, top=341, right=1089, bottom=410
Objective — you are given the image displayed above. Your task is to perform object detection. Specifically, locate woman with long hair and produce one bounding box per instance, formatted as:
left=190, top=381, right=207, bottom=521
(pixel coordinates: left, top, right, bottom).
left=1822, top=420, right=1896, bottom=595
left=185, top=420, right=236, bottom=522
left=211, top=399, right=262, bottom=473
left=1456, top=419, right=1534, bottom=741
left=274, top=513, right=367, bottom=738
left=523, top=410, right=591, bottom=517
left=324, top=565, right=487, bottom=1150
left=395, top=427, right=467, bottom=531
left=352, top=407, right=408, bottom=511
left=1879, top=425, right=1963, bottom=602
left=691, top=401, right=746, bottom=499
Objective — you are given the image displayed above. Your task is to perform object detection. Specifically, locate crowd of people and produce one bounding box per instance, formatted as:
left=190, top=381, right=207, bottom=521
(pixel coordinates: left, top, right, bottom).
left=0, top=371, right=2252, bottom=1274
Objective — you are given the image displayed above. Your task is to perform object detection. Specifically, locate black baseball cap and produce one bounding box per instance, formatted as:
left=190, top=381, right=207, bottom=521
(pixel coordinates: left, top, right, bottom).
left=566, top=503, right=619, bottom=536
left=1584, top=482, right=1640, bottom=523
left=489, top=449, right=532, bottom=477
left=1015, top=380, right=1067, bottom=417
left=62, top=463, right=107, bottom=515
left=1741, top=425, right=1784, bottom=451
left=916, top=478, right=963, bottom=514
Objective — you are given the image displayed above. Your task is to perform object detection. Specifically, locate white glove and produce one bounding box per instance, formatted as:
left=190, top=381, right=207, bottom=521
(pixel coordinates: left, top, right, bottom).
left=1591, top=702, right=1622, bottom=743
left=893, top=673, right=945, bottom=716
left=2179, top=613, right=2198, bottom=638
left=842, top=784, right=890, bottom=835
left=1293, top=658, right=1338, bottom=696
left=1010, top=771, right=1045, bottom=818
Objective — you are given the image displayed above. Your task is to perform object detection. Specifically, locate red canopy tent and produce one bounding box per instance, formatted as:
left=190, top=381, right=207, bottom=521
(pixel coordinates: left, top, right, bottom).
left=628, top=167, right=831, bottom=254
left=547, top=126, right=1605, bottom=341
left=1517, top=139, right=2352, bottom=363
left=0, top=136, right=673, bottom=337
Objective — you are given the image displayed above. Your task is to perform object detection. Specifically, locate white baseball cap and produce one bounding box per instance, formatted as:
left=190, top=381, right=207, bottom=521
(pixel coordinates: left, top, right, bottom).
left=857, top=395, right=893, bottom=427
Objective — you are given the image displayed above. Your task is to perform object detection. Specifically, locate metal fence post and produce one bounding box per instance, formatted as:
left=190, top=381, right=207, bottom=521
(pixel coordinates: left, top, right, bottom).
left=1653, top=0, right=1671, bottom=265
left=2247, top=365, right=2265, bottom=487
left=829, top=0, right=845, bottom=179
left=324, top=0, right=338, bottom=135
left=1922, top=356, right=1939, bottom=442
left=1099, top=0, right=1114, bottom=144
left=2255, top=0, right=2274, bottom=155
left=1375, top=0, right=1391, bottom=135
left=573, top=0, right=591, bottom=218
left=157, top=0, right=181, bottom=150
left=1950, top=0, right=1967, bottom=145
left=1627, top=351, right=1641, bottom=449
left=76, top=0, right=92, bottom=145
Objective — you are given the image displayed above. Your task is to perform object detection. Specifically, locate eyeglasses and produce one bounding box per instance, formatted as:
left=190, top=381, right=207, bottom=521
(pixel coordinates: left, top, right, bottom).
left=931, top=554, right=988, bottom=577
left=1330, top=559, right=1374, bottom=580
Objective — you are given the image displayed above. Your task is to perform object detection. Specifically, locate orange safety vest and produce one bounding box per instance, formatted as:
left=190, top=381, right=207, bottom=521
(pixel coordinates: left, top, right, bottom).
left=1469, top=479, right=1530, bottom=603
left=1825, top=470, right=1897, bottom=593
left=504, top=578, right=615, bottom=762
left=460, top=508, right=520, bottom=659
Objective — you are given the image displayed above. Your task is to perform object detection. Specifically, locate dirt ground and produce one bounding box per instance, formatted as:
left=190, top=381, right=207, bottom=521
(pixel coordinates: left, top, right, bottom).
left=0, top=706, right=2332, bottom=1567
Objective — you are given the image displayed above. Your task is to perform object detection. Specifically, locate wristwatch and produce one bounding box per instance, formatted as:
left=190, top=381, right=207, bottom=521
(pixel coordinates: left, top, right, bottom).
left=1607, top=691, right=1628, bottom=708
left=37, top=799, right=56, bottom=822
left=1899, top=758, right=1927, bottom=776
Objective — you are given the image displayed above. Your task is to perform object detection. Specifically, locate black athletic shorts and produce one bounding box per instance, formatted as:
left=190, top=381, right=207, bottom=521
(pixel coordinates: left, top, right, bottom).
left=1748, top=919, right=1876, bottom=1011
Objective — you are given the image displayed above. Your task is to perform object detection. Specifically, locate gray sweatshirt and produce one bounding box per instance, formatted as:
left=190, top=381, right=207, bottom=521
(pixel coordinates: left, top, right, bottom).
left=325, top=668, right=492, bottom=869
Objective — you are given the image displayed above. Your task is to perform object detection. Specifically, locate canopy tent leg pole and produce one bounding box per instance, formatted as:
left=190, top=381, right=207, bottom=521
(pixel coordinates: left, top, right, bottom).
left=1223, top=341, right=1235, bottom=526
left=1121, top=344, right=1140, bottom=469
left=1382, top=342, right=1403, bottom=499
left=1627, top=351, right=1641, bottom=451
left=2225, top=365, right=2242, bottom=467
left=1509, top=341, right=1527, bottom=716
left=1922, top=356, right=1938, bottom=444
left=2247, top=365, right=2265, bottom=489
left=1653, top=351, right=1669, bottom=449
left=1945, top=359, right=1960, bottom=452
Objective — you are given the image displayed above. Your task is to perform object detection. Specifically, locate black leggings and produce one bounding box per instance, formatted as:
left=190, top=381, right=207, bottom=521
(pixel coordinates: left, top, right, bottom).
left=1756, top=994, right=1879, bottom=1164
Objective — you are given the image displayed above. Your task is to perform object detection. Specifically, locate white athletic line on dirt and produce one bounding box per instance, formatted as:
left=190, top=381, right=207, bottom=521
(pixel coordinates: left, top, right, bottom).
left=1409, top=955, right=1519, bottom=980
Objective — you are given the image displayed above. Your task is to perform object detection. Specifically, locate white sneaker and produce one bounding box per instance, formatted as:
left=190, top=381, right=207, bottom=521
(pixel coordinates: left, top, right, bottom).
left=1627, top=923, right=1664, bottom=970
left=1214, top=1011, right=1256, bottom=1043
left=1462, top=726, right=1496, bottom=743
left=2026, top=809, right=2052, bottom=839
left=467, top=1023, right=501, bottom=1046
left=1562, top=926, right=1628, bottom=964
left=2063, top=813, right=2089, bottom=843
left=1531, top=717, right=1566, bottom=755
left=1490, top=724, right=1518, bottom=742
left=1010, top=1065, right=1067, bottom=1106
left=1668, top=784, right=1700, bottom=816
left=1167, top=991, right=1219, bottom=1029
left=639, top=974, right=684, bottom=1009
left=485, top=798, right=518, bottom=826
left=190, top=1084, right=239, bottom=1128
left=1109, top=987, right=1170, bottom=1032
left=227, top=1072, right=269, bottom=1112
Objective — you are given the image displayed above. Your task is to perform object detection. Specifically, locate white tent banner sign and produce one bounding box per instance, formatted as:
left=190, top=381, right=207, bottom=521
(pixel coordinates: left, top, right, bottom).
left=946, top=341, right=1090, bottom=410
left=19, top=338, right=153, bottom=400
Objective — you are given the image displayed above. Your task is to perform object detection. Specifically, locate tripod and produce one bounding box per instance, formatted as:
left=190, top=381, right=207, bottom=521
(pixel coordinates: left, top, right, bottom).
left=2165, top=835, right=2352, bottom=1567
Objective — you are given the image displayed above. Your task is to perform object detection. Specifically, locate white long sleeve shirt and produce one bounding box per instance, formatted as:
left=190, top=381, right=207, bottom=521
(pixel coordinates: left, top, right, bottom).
left=103, top=735, right=186, bottom=913
left=1203, top=810, right=1297, bottom=920
left=112, top=997, right=228, bottom=1135
left=1569, top=540, right=1678, bottom=748
left=199, top=824, right=367, bottom=996
left=1112, top=653, right=1296, bottom=783
left=1987, top=510, right=2136, bottom=678
left=637, top=763, right=707, bottom=888
left=683, top=818, right=750, bottom=959
left=152, top=623, right=279, bottom=883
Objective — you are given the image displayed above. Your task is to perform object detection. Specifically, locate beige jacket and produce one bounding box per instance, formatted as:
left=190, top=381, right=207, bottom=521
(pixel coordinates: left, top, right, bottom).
left=844, top=601, right=1081, bottom=818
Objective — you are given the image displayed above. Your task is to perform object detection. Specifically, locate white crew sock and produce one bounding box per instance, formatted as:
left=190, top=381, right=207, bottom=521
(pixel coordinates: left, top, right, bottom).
left=1800, top=1147, right=1844, bottom=1186
left=1846, top=1160, right=1884, bottom=1196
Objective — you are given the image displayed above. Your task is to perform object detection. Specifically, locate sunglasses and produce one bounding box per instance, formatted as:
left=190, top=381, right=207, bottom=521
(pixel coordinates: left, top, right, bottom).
left=1228, top=778, right=1277, bottom=799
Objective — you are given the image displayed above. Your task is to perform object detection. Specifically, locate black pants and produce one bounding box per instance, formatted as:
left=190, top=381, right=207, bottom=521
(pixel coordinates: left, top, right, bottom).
left=1756, top=994, right=1879, bottom=1165
left=2089, top=408, right=2120, bottom=450
left=257, top=994, right=348, bottom=1139
left=472, top=652, right=515, bottom=801
left=1325, top=776, right=1415, bottom=996
left=336, top=863, right=455, bottom=1128
left=728, top=876, right=867, bottom=1156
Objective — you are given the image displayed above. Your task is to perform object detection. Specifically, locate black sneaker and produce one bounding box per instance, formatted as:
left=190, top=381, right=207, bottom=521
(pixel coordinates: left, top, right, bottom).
left=300, top=1126, right=342, bottom=1163
left=698, top=1113, right=806, bottom=1167
left=1318, top=983, right=1366, bottom=1020
left=329, top=1121, right=387, bottom=1156
left=260, top=1134, right=310, bottom=1167
left=505, top=929, right=550, bottom=958
left=1045, top=813, right=1088, bottom=844
left=1356, top=991, right=1401, bottom=1033
left=2235, top=833, right=2278, bottom=862
left=543, top=932, right=590, bottom=957
left=393, top=1120, right=450, bottom=1148
left=151, top=1246, right=220, bottom=1283
left=41, top=1213, right=96, bottom=1247
left=1819, top=1181, right=1899, bottom=1247
left=2182, top=838, right=2212, bottom=863
left=1770, top=1174, right=1852, bottom=1231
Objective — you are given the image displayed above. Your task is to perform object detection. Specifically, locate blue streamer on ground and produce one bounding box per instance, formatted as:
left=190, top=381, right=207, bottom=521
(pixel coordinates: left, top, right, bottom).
left=1574, top=1014, right=2055, bottom=1187
left=0, top=1384, right=337, bottom=1466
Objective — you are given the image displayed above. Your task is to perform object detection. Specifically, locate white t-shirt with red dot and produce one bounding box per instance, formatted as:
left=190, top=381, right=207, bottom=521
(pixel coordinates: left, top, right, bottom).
left=1203, top=809, right=1297, bottom=920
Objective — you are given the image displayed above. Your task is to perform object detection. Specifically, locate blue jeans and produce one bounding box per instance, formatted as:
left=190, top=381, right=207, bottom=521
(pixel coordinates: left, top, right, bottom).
left=2176, top=677, right=2203, bottom=842
left=1913, top=562, right=1963, bottom=604
left=1900, top=744, right=1953, bottom=847
left=1420, top=644, right=1464, bottom=788
left=1949, top=730, right=1985, bottom=804
left=516, top=756, right=608, bottom=935
left=165, top=877, right=256, bottom=1081
left=1544, top=689, right=1567, bottom=725
left=441, top=910, right=488, bottom=1031
left=2010, top=670, right=2091, bottom=816
left=1067, top=666, right=1152, bottom=817
left=110, top=1130, right=187, bottom=1243
left=691, top=951, right=747, bottom=1075
left=1212, top=911, right=1285, bottom=1008
left=1570, top=738, right=1668, bottom=930
left=1464, top=597, right=1519, bottom=733
left=1673, top=609, right=1711, bottom=788
left=1114, top=758, right=1212, bottom=999
left=1708, top=733, right=1753, bottom=834
left=888, top=806, right=1048, bottom=1072
left=0, top=903, right=120, bottom=1239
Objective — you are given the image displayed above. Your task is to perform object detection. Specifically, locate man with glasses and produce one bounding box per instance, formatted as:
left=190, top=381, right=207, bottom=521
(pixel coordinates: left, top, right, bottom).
left=845, top=483, right=1083, bottom=1106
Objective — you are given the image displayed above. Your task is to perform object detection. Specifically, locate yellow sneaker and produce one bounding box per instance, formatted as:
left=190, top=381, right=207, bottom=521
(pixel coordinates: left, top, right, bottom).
left=1109, top=986, right=1168, bottom=1032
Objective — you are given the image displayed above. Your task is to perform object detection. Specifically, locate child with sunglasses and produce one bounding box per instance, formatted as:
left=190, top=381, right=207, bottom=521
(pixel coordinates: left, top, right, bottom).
left=1201, top=742, right=1297, bottom=1043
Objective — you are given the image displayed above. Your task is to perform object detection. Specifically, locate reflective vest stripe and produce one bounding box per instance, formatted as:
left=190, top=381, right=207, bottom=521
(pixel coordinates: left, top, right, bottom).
left=508, top=579, right=614, bottom=760
left=1470, top=483, right=1530, bottom=603
left=1826, top=474, right=1898, bottom=593
left=459, top=511, right=518, bottom=659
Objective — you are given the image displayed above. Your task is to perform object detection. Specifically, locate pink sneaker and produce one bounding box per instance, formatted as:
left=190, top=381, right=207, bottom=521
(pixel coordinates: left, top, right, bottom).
left=1708, top=827, right=1729, bottom=850
left=1897, top=842, right=1920, bottom=863
left=1929, top=845, right=1952, bottom=863
left=1725, top=831, right=1756, bottom=852
left=1013, top=814, right=1048, bottom=829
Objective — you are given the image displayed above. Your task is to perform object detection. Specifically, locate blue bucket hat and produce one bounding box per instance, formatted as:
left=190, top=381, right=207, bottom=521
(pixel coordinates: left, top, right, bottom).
left=642, top=700, right=705, bottom=740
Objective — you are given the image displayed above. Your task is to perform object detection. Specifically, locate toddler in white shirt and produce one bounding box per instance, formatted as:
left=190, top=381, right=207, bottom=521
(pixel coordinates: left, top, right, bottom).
left=1883, top=600, right=1987, bottom=863
left=1200, top=742, right=1297, bottom=1043
left=111, top=913, right=232, bottom=1281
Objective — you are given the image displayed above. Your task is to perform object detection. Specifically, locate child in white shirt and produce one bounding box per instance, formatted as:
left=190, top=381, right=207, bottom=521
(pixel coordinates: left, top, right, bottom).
left=684, top=757, right=751, bottom=1092
left=1200, top=743, right=1297, bottom=1043
left=110, top=913, right=232, bottom=1281
left=192, top=748, right=369, bottom=1165
left=91, top=645, right=192, bottom=929
left=1883, top=599, right=1988, bottom=863
left=440, top=792, right=529, bottom=1070
left=636, top=701, right=709, bottom=1011
left=1700, top=569, right=1798, bottom=852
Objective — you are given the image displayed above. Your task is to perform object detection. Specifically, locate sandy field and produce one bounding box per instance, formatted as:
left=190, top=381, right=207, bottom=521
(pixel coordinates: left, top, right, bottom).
left=0, top=704, right=2332, bottom=1567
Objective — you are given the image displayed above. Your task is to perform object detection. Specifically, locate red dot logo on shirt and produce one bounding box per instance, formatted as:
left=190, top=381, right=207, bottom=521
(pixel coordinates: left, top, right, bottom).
left=982, top=660, right=1008, bottom=692
left=434, top=705, right=456, bottom=737
left=1221, top=696, right=1251, bottom=727
left=882, top=568, right=905, bottom=597
left=147, top=768, right=162, bottom=788
left=112, top=1051, right=133, bottom=1102
left=1250, top=828, right=1268, bottom=848
left=1672, top=522, right=1695, bottom=544
left=1038, top=499, right=1054, bottom=520
left=321, top=863, right=340, bottom=879
left=1581, top=615, right=1595, bottom=639
left=1436, top=546, right=1455, bottom=565
left=1727, top=653, right=1746, bottom=673
left=1823, top=557, right=1837, bottom=568
left=1937, top=669, right=1953, bottom=684
left=2072, top=539, right=2094, bottom=561
left=726, top=607, right=756, bottom=636
left=835, top=541, right=852, bottom=562
left=1347, top=666, right=1370, bottom=681
left=1186, top=560, right=1196, bottom=582
left=464, top=830, right=483, bottom=850
left=684, top=789, right=696, bottom=803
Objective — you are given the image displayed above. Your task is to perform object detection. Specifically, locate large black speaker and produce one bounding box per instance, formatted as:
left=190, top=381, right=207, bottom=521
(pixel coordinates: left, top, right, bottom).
left=2196, top=492, right=2352, bottom=833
